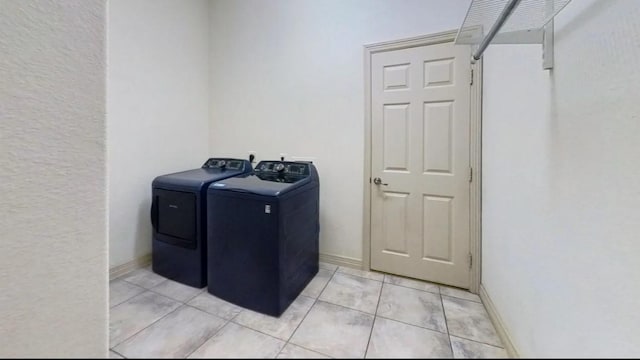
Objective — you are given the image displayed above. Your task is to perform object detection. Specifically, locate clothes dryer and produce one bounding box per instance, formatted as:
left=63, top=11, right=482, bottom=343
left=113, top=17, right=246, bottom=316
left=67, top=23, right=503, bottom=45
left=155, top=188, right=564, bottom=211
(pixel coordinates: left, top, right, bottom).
left=151, top=158, right=252, bottom=288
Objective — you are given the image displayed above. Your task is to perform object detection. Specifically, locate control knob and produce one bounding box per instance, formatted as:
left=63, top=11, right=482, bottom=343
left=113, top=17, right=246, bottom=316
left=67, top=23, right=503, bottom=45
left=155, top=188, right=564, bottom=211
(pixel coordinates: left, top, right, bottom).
left=275, top=163, right=285, bottom=172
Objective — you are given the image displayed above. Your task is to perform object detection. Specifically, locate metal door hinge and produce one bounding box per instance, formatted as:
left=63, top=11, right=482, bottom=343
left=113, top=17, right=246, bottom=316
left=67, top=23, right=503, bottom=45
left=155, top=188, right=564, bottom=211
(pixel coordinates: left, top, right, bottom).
left=468, top=253, right=473, bottom=269
left=468, top=166, right=473, bottom=182
left=470, top=69, right=474, bottom=85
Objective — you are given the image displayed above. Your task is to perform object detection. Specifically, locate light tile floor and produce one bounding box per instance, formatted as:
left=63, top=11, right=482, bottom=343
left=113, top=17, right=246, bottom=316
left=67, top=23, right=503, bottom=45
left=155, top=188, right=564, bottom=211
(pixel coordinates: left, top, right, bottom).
left=109, top=264, right=507, bottom=358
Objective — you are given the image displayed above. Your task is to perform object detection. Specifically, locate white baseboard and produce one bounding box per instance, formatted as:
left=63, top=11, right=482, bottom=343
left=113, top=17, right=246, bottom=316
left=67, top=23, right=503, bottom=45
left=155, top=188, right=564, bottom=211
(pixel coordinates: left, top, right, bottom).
left=109, top=254, right=152, bottom=281
left=479, top=284, right=520, bottom=358
left=110, top=253, right=360, bottom=280
left=319, top=253, right=362, bottom=269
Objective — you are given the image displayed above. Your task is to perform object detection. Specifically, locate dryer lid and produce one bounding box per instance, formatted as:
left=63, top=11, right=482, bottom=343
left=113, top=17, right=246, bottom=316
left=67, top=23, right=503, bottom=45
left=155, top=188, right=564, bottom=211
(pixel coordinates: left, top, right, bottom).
left=153, top=158, right=251, bottom=190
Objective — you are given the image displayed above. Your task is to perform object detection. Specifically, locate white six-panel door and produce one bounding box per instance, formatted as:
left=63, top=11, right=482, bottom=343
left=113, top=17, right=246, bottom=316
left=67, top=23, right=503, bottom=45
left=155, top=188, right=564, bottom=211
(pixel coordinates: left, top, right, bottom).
left=370, top=41, right=471, bottom=288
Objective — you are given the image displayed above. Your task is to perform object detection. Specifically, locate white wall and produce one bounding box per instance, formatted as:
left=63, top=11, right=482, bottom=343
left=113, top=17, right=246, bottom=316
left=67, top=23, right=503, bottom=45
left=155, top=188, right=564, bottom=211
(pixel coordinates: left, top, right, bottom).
left=209, top=0, right=470, bottom=261
left=108, top=0, right=211, bottom=268
left=482, top=0, right=640, bottom=356
left=0, top=0, right=107, bottom=356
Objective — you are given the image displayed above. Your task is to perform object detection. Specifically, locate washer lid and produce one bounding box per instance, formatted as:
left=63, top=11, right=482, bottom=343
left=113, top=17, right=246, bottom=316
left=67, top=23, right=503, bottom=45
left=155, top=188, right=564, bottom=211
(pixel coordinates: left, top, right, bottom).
left=209, top=173, right=309, bottom=197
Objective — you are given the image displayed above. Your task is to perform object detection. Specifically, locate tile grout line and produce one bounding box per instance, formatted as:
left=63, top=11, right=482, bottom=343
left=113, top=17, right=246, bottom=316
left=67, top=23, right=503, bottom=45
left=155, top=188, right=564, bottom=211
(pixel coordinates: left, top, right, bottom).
left=179, top=301, right=250, bottom=357
left=119, top=270, right=167, bottom=289
left=440, top=294, right=505, bottom=347
left=283, top=343, right=333, bottom=359
left=317, top=271, right=386, bottom=316
left=109, top=289, right=146, bottom=309
left=113, top=276, right=269, bottom=357
left=439, top=292, right=454, bottom=356
left=228, top=294, right=315, bottom=331
left=383, top=277, right=441, bottom=295
left=109, top=348, right=126, bottom=359
left=440, top=292, right=482, bottom=303
left=370, top=311, right=505, bottom=349
left=181, top=301, right=236, bottom=320
left=383, top=272, right=482, bottom=301
left=339, top=267, right=480, bottom=299
left=319, top=263, right=339, bottom=275
left=109, top=281, right=189, bottom=352
left=278, top=267, right=338, bottom=358
left=228, top=316, right=291, bottom=342
left=123, top=279, right=205, bottom=305
left=183, top=319, right=234, bottom=359
left=110, top=281, right=206, bottom=352
left=384, top=273, right=440, bottom=294
left=180, top=302, right=235, bottom=323
left=310, top=272, right=441, bottom=322
left=145, top=288, right=199, bottom=304
left=228, top=302, right=245, bottom=322
left=312, top=296, right=382, bottom=319
left=120, top=273, right=208, bottom=304
left=374, top=313, right=447, bottom=335
left=363, top=281, right=384, bottom=358
left=339, top=269, right=481, bottom=300
left=336, top=267, right=384, bottom=283
left=111, top=302, right=184, bottom=350
left=180, top=288, right=207, bottom=304
left=449, top=334, right=507, bottom=350
left=213, top=321, right=289, bottom=359
left=223, top=291, right=307, bottom=356
left=109, top=289, right=169, bottom=312
left=443, top=323, right=505, bottom=349
left=185, top=284, right=253, bottom=354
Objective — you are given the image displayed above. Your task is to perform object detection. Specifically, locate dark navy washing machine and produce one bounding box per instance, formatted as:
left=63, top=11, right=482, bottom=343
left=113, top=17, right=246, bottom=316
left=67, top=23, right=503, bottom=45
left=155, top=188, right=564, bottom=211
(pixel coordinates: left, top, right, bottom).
left=207, top=160, right=319, bottom=316
left=151, top=158, right=252, bottom=288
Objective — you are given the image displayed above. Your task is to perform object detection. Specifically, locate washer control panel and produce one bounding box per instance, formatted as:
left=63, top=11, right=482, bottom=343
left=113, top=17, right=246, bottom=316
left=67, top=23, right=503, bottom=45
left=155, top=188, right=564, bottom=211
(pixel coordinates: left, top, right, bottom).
left=202, top=158, right=245, bottom=170
left=255, top=161, right=310, bottom=176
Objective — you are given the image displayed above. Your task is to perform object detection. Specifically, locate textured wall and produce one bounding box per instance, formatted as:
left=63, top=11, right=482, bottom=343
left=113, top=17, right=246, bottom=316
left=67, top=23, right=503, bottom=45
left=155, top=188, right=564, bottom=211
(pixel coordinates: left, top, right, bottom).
left=482, top=0, right=640, bottom=356
left=0, top=0, right=107, bottom=357
left=208, top=0, right=470, bottom=261
left=108, top=0, right=211, bottom=268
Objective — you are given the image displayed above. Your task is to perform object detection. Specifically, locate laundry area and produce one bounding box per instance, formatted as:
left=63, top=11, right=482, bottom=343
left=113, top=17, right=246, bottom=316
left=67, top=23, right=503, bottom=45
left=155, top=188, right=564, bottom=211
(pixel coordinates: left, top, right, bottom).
left=98, top=0, right=640, bottom=357
left=106, top=0, right=502, bottom=355
left=2, top=0, right=639, bottom=358
left=110, top=150, right=501, bottom=358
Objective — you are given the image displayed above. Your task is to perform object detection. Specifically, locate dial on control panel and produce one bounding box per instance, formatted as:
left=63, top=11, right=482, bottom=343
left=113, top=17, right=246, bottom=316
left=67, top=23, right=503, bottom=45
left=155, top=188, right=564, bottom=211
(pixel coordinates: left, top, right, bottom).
left=275, top=163, right=285, bottom=172
left=203, top=158, right=238, bottom=169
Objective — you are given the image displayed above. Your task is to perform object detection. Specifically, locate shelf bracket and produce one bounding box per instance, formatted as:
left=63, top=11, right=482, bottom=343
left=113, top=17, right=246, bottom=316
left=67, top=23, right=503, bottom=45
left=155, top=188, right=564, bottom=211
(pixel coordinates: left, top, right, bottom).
left=542, top=19, right=554, bottom=70
left=542, top=0, right=556, bottom=69
left=457, top=0, right=572, bottom=70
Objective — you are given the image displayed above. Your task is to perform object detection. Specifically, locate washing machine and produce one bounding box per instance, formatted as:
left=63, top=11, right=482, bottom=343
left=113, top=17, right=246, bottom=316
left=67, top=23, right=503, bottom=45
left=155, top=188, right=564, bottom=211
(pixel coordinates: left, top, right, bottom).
left=151, top=158, right=252, bottom=288
left=207, top=160, right=319, bottom=316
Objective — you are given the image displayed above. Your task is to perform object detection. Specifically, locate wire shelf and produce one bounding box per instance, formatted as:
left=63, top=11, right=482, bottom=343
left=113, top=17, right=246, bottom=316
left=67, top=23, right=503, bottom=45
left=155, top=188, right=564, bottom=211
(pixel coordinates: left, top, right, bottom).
left=455, top=0, right=572, bottom=45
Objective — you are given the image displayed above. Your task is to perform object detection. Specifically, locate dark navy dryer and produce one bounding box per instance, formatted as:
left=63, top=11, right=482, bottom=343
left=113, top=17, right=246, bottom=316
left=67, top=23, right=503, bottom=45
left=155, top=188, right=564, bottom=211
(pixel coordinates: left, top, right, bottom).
left=151, top=158, right=252, bottom=288
left=207, top=160, right=319, bottom=316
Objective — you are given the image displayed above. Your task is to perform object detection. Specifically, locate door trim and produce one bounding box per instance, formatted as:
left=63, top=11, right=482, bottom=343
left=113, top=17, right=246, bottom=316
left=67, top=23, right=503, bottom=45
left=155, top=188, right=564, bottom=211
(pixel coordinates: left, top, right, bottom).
left=362, top=30, right=483, bottom=293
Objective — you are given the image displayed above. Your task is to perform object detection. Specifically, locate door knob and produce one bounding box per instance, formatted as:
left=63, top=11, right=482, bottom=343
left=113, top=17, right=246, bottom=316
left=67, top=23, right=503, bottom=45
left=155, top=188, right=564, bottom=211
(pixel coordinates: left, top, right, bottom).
left=373, top=177, right=388, bottom=186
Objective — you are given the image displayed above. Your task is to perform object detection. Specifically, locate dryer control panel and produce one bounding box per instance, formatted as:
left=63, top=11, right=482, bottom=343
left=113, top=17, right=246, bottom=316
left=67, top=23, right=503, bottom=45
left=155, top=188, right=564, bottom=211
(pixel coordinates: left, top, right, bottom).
left=255, top=161, right=310, bottom=176
left=202, top=158, right=246, bottom=170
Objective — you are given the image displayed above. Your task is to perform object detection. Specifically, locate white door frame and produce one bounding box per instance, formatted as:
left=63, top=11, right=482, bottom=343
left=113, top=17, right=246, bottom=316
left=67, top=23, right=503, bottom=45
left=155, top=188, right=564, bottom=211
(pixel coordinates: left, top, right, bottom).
left=362, top=30, right=483, bottom=294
